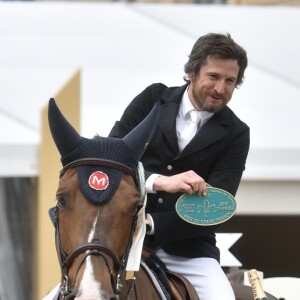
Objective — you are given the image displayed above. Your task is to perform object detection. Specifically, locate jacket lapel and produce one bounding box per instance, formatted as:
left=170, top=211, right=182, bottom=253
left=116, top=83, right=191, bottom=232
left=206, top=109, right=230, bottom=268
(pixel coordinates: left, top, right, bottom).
left=157, top=102, right=179, bottom=150
left=157, top=85, right=186, bottom=152
left=176, top=108, right=231, bottom=158
left=156, top=84, right=231, bottom=158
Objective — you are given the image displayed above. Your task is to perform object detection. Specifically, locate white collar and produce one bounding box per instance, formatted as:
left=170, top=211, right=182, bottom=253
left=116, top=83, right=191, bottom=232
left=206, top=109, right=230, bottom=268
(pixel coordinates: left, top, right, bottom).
left=180, top=88, right=196, bottom=120
left=180, top=88, right=214, bottom=124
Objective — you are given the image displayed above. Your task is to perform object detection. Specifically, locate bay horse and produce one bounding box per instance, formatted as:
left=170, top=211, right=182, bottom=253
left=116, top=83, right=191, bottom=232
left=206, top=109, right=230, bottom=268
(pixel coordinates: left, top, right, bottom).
left=46, top=99, right=278, bottom=300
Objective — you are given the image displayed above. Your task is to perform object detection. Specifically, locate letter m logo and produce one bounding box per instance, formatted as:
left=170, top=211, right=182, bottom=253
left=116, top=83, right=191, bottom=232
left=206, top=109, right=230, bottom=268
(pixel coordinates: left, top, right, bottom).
left=88, top=171, right=109, bottom=190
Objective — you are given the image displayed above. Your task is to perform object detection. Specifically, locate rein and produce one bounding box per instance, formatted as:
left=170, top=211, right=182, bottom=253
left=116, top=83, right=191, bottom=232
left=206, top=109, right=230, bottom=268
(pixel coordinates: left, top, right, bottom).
left=51, top=158, right=140, bottom=300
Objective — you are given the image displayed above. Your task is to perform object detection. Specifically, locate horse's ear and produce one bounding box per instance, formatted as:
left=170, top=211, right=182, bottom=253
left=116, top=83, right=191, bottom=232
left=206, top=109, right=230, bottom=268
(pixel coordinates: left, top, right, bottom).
left=48, top=98, right=82, bottom=158
left=122, top=102, right=159, bottom=160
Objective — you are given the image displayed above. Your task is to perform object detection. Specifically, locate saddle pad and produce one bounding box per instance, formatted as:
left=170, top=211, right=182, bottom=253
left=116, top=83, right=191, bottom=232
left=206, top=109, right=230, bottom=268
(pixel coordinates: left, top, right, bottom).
left=140, top=261, right=169, bottom=300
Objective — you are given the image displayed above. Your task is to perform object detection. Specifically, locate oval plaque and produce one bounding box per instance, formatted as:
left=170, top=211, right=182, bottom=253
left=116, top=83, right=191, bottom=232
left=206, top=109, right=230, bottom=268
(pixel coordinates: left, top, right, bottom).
left=175, top=187, right=236, bottom=226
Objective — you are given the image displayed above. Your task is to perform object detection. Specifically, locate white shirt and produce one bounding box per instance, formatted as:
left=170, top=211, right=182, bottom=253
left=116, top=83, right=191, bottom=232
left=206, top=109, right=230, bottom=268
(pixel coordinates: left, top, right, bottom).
left=176, top=88, right=214, bottom=137
left=145, top=87, right=214, bottom=194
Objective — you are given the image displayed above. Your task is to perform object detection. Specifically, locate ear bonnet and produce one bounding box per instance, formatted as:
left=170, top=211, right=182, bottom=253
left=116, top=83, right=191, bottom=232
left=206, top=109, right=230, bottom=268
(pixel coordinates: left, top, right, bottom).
left=48, top=99, right=159, bottom=205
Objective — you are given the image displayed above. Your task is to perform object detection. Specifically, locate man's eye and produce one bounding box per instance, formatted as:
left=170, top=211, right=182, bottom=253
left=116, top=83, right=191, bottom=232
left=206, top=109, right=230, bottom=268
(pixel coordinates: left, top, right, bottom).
left=209, top=74, right=218, bottom=80
left=227, top=79, right=236, bottom=85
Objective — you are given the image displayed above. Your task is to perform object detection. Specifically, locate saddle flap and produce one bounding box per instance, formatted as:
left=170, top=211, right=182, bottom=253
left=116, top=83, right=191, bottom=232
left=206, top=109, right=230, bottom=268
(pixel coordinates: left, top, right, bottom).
left=142, top=248, right=199, bottom=300
left=165, top=270, right=200, bottom=300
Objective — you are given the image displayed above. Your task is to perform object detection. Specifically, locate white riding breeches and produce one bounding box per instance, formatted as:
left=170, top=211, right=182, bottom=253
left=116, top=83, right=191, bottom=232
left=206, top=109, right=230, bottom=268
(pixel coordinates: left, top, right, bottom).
left=155, top=249, right=235, bottom=300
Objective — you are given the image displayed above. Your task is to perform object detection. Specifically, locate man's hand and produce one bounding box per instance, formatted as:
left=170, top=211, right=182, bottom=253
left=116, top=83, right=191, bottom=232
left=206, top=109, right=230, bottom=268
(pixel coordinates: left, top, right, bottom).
left=153, top=170, right=207, bottom=196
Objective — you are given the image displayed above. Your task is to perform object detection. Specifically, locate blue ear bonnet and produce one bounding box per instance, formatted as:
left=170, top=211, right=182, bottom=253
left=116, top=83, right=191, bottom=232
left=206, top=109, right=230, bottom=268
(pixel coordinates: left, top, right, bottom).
left=48, top=98, right=159, bottom=206
left=62, top=136, right=138, bottom=205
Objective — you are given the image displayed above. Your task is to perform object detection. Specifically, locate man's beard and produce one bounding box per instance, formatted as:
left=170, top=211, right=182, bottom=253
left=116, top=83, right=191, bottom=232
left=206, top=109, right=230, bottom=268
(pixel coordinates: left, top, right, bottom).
left=198, top=101, right=226, bottom=113
left=192, top=89, right=229, bottom=113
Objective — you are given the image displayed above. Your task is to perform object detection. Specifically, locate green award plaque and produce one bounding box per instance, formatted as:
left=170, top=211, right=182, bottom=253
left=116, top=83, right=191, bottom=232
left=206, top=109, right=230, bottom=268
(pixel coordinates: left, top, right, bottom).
left=175, top=187, right=236, bottom=226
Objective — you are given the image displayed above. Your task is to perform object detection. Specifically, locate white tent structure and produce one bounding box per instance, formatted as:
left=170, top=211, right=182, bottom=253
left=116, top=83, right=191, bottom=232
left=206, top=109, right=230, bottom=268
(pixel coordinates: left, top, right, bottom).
left=0, top=2, right=299, bottom=211
left=0, top=2, right=299, bottom=299
left=0, top=2, right=299, bottom=181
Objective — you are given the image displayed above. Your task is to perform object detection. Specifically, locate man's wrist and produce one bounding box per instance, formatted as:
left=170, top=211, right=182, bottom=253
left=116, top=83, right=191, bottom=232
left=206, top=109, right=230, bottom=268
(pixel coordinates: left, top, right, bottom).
left=146, top=213, right=154, bottom=235
left=145, top=174, right=161, bottom=193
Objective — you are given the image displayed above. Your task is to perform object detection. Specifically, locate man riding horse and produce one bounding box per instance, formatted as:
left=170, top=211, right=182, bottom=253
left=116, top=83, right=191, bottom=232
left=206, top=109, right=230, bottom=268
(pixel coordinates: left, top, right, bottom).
left=44, top=98, right=277, bottom=300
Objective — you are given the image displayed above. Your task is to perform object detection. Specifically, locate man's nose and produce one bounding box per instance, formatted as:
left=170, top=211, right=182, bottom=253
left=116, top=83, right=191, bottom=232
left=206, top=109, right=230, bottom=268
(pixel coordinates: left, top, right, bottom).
left=214, top=81, right=225, bottom=94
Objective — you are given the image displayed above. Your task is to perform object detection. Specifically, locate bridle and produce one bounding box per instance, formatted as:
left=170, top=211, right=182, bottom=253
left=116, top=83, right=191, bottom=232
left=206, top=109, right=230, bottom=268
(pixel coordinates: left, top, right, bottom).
left=49, top=158, right=143, bottom=300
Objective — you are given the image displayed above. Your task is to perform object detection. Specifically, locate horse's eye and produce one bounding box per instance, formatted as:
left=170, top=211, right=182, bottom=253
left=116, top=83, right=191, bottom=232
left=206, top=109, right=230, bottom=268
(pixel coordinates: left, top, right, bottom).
left=129, top=201, right=143, bottom=216
left=57, top=195, right=66, bottom=208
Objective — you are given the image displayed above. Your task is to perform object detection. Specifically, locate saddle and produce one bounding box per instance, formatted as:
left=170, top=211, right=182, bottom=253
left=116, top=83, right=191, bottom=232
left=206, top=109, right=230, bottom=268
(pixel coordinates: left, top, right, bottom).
left=142, top=249, right=199, bottom=300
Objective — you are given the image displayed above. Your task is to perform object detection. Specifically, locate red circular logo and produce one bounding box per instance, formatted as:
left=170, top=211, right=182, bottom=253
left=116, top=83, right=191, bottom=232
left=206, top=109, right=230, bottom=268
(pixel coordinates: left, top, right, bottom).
left=88, top=171, right=109, bottom=190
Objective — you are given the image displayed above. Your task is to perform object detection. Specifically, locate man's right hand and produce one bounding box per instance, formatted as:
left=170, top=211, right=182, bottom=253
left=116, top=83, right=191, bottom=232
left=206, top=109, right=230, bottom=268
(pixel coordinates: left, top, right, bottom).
left=153, top=170, right=207, bottom=196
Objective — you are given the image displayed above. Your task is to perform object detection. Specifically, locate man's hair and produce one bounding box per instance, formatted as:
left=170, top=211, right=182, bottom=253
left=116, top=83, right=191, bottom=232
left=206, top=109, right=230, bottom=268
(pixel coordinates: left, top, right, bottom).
left=184, top=33, right=248, bottom=87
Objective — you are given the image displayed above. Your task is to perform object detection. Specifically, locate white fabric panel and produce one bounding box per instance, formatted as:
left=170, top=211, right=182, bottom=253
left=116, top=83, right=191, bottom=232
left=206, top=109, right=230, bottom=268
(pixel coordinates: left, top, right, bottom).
left=0, top=2, right=299, bottom=180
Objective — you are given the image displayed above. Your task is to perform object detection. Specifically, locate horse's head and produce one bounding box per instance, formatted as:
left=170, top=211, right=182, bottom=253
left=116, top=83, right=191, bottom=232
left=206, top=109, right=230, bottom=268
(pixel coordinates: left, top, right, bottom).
left=48, top=99, right=158, bottom=300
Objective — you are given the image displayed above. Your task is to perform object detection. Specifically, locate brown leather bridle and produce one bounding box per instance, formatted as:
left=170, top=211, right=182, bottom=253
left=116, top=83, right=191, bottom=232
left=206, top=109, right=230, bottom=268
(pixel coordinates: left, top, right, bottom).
left=49, top=158, right=141, bottom=300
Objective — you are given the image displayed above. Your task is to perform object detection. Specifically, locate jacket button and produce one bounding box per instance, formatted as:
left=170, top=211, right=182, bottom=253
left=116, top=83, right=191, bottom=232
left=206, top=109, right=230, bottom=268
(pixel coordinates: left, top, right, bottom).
left=158, top=198, right=164, bottom=204
left=167, top=165, right=172, bottom=170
